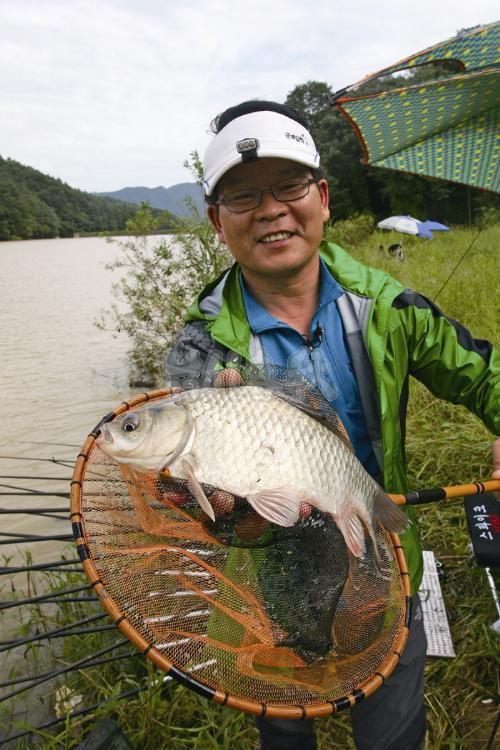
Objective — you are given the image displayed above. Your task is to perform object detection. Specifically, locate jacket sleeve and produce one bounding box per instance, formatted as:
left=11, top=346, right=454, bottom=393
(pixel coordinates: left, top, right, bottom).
left=164, top=320, right=237, bottom=387
left=392, top=290, right=499, bottom=435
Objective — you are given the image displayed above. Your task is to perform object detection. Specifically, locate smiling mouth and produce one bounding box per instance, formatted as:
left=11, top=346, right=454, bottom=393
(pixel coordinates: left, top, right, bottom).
left=260, top=231, right=294, bottom=244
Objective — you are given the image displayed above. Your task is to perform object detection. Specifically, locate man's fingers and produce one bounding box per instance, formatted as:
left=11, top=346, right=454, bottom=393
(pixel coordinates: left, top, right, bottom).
left=160, top=488, right=190, bottom=506
left=214, top=369, right=245, bottom=388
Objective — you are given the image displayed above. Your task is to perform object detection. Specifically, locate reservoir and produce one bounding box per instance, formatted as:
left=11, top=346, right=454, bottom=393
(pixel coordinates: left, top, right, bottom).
left=0, top=236, right=155, bottom=561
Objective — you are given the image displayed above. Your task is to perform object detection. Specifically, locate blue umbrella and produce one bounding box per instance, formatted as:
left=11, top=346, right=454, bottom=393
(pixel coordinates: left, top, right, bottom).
left=421, top=220, right=450, bottom=233
left=377, top=215, right=433, bottom=239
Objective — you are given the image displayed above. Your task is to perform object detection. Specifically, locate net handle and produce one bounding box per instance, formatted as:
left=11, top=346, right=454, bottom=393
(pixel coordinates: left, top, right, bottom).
left=70, top=388, right=412, bottom=719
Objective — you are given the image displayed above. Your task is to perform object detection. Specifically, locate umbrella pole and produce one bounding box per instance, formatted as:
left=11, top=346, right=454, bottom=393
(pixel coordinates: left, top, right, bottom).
left=398, top=233, right=404, bottom=261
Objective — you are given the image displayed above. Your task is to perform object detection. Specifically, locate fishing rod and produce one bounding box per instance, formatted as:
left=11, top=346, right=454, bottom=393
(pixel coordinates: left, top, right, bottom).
left=0, top=506, right=69, bottom=512
left=1, top=597, right=97, bottom=612
left=0, top=624, right=115, bottom=654
left=4, top=440, right=80, bottom=448
left=0, top=558, right=82, bottom=575
left=0, top=639, right=132, bottom=703
left=0, top=475, right=70, bottom=480
left=0, top=455, right=75, bottom=469
left=0, top=482, right=70, bottom=497
left=0, top=650, right=140, bottom=689
left=433, top=206, right=499, bottom=303
left=0, top=508, right=68, bottom=521
left=389, top=479, right=500, bottom=506
left=0, top=612, right=108, bottom=653
left=1, top=566, right=81, bottom=575
left=0, top=583, right=93, bottom=610
left=0, top=533, right=73, bottom=545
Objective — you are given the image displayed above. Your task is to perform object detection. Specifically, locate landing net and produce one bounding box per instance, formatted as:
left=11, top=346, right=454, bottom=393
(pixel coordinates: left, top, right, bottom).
left=71, top=372, right=410, bottom=719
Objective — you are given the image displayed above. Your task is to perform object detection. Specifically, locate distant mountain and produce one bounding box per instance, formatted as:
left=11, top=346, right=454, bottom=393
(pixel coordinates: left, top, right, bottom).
left=0, top=156, right=137, bottom=241
left=96, top=182, right=205, bottom=218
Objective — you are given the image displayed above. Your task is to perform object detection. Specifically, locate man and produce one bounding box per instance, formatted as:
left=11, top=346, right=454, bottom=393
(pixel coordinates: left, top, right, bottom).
left=165, top=99, right=500, bottom=749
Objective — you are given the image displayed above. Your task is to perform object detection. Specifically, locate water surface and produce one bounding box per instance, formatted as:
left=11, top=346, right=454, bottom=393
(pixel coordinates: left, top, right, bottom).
left=0, top=236, right=157, bottom=560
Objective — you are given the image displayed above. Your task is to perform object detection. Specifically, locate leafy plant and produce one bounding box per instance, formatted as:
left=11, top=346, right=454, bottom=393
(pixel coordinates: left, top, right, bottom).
left=323, top=213, right=376, bottom=248
left=97, top=154, right=231, bottom=384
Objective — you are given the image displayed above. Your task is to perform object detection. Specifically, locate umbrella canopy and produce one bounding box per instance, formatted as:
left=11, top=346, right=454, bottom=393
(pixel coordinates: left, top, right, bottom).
left=420, top=220, right=450, bottom=233
left=377, top=215, right=433, bottom=239
left=333, top=22, right=499, bottom=193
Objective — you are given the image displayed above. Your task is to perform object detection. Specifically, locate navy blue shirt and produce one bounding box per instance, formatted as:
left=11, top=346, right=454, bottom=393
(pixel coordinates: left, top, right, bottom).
left=241, top=261, right=380, bottom=478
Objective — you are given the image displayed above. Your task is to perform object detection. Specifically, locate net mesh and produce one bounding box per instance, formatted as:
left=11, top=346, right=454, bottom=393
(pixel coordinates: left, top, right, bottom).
left=78, top=371, right=406, bottom=707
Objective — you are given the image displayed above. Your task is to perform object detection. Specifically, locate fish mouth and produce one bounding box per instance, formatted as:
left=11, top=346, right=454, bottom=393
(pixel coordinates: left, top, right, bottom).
left=98, top=423, right=113, bottom=443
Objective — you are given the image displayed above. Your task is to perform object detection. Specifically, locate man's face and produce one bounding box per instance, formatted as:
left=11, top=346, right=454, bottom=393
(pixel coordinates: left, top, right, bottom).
left=207, top=157, right=330, bottom=282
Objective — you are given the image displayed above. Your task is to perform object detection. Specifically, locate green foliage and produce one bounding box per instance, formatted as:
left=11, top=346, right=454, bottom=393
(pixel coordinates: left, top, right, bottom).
left=99, top=189, right=231, bottom=384
left=347, top=216, right=499, bottom=342
left=323, top=213, right=376, bottom=248
left=0, top=156, right=136, bottom=240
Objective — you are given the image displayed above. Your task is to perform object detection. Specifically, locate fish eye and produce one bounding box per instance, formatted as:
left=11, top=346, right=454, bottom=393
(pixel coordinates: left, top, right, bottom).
left=121, top=413, right=140, bottom=433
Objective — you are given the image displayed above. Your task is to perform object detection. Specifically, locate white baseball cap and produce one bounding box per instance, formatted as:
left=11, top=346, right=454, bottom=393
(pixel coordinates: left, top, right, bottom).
left=203, top=110, right=320, bottom=196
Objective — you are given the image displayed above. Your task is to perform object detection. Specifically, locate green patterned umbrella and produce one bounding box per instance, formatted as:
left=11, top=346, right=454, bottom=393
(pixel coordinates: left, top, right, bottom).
left=333, top=22, right=499, bottom=193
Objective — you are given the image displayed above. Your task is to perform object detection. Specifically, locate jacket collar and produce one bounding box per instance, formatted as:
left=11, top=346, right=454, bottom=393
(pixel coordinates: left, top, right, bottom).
left=185, top=241, right=401, bottom=356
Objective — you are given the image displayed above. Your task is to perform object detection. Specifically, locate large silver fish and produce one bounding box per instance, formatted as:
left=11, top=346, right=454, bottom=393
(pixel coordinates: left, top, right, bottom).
left=96, top=385, right=407, bottom=558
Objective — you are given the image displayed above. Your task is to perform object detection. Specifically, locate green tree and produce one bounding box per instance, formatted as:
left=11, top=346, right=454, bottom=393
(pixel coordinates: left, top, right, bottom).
left=286, top=82, right=371, bottom=220
left=0, top=156, right=137, bottom=240
left=99, top=157, right=231, bottom=384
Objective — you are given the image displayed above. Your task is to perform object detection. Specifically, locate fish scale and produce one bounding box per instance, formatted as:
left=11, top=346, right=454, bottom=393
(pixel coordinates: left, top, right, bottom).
left=172, top=387, right=367, bottom=503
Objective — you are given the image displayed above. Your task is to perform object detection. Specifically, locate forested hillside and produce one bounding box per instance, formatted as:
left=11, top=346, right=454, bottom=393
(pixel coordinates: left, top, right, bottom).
left=0, top=157, right=136, bottom=240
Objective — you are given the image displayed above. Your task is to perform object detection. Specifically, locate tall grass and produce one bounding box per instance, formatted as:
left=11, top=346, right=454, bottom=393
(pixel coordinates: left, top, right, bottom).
left=329, top=218, right=500, bottom=749
left=2, top=222, right=499, bottom=748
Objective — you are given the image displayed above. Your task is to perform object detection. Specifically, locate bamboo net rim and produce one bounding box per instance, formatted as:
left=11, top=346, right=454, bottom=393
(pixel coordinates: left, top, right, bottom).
left=70, top=388, right=412, bottom=718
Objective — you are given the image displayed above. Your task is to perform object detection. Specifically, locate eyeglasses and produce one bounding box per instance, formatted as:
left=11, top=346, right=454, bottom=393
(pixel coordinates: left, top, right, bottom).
left=216, top=177, right=318, bottom=213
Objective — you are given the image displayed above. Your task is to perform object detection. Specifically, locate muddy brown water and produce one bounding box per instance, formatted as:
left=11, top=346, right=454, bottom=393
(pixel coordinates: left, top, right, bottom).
left=0, top=236, right=164, bottom=742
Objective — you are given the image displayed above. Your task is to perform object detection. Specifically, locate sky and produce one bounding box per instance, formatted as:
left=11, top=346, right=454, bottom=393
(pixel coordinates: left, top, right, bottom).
left=1, top=1, right=498, bottom=193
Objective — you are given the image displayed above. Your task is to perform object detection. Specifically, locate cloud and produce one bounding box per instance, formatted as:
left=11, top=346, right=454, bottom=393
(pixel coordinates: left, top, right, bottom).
left=1, top=0, right=498, bottom=191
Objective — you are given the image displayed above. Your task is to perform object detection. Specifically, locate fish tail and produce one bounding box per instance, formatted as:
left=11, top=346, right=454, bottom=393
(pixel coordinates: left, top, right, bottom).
left=373, top=486, right=408, bottom=534
left=334, top=487, right=407, bottom=562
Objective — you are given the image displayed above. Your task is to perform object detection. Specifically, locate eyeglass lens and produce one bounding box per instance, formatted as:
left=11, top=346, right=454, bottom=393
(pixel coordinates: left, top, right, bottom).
left=221, top=177, right=315, bottom=212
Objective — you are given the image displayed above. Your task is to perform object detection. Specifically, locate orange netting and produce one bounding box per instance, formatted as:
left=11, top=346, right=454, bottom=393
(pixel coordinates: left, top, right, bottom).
left=76, top=425, right=407, bottom=708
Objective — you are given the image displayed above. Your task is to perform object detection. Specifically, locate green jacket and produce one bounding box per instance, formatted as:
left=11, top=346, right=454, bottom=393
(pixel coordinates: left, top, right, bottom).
left=165, top=241, right=500, bottom=593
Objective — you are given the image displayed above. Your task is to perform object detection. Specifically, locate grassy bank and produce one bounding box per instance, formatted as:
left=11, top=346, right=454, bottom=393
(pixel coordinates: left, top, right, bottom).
left=2, top=221, right=499, bottom=748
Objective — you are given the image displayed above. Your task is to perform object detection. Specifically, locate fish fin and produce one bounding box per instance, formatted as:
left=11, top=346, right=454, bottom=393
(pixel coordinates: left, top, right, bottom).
left=332, top=509, right=366, bottom=559
left=180, top=459, right=215, bottom=522
left=354, top=504, right=382, bottom=564
left=272, top=389, right=354, bottom=452
left=246, top=487, right=303, bottom=527
left=373, top=487, right=408, bottom=534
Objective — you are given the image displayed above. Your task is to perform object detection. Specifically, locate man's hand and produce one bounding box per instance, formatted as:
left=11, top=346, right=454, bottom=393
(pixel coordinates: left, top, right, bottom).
left=492, top=437, right=500, bottom=480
